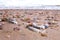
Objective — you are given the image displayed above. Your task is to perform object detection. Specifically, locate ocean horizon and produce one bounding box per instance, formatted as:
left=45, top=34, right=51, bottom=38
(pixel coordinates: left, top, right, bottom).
left=0, top=5, right=60, bottom=10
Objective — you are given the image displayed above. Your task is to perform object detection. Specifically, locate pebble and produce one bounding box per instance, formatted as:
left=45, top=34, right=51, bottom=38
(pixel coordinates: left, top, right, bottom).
left=13, top=27, right=20, bottom=31
left=41, top=30, right=47, bottom=37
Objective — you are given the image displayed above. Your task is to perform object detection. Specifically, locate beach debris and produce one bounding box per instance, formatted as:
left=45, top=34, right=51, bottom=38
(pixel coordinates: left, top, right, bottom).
left=33, top=23, right=49, bottom=29
left=7, top=18, right=18, bottom=24
left=26, top=23, right=49, bottom=33
left=37, top=24, right=49, bottom=29
left=26, top=23, right=47, bottom=37
left=26, top=26, right=40, bottom=33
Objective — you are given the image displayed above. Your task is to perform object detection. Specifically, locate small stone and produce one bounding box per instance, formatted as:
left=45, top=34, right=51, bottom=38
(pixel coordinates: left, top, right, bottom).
left=23, top=18, right=31, bottom=21
left=41, top=30, right=47, bottom=37
left=27, top=23, right=33, bottom=26
left=13, top=27, right=20, bottom=31
left=41, top=33, right=47, bottom=37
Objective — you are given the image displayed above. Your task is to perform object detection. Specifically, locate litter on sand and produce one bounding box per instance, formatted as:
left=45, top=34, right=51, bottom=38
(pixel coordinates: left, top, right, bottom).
left=26, top=26, right=41, bottom=33
left=26, top=23, right=49, bottom=30
left=7, top=18, right=18, bottom=24
left=26, top=23, right=47, bottom=36
left=26, top=22, right=49, bottom=34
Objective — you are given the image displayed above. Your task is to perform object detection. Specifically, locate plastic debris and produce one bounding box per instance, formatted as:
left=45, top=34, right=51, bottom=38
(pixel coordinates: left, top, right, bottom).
left=7, top=18, right=18, bottom=24
left=26, top=24, right=47, bottom=36
left=26, top=23, right=49, bottom=33
left=27, top=23, right=49, bottom=29
left=38, top=23, right=49, bottom=29
left=26, top=22, right=49, bottom=36
left=27, top=26, right=40, bottom=32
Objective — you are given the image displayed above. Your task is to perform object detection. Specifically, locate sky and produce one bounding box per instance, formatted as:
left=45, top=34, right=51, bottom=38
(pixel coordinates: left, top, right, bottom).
left=0, top=0, right=60, bottom=7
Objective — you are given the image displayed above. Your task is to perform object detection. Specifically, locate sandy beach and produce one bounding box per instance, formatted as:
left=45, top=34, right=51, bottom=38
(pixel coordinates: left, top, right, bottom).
left=0, top=9, right=60, bottom=40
